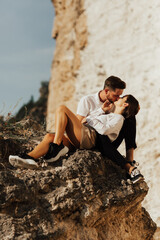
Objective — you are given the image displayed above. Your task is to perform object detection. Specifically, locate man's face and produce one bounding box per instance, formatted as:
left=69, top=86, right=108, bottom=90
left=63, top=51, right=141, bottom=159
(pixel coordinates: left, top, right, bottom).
left=105, top=88, right=124, bottom=103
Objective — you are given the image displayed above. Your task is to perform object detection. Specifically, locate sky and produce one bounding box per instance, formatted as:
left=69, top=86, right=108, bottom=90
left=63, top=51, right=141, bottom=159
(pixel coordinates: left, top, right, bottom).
left=0, top=0, right=55, bottom=116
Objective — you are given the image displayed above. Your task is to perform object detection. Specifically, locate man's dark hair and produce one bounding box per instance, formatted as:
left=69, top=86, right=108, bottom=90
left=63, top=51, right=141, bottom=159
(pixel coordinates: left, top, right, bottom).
left=104, top=76, right=126, bottom=90
left=122, top=94, right=140, bottom=118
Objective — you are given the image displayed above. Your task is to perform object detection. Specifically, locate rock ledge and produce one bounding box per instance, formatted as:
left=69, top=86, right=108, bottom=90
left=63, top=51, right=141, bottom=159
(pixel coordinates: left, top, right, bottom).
left=0, top=148, right=156, bottom=240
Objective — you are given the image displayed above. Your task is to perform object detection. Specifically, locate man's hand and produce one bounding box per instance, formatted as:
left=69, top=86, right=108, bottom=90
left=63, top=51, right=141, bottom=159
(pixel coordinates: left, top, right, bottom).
left=102, top=100, right=113, bottom=113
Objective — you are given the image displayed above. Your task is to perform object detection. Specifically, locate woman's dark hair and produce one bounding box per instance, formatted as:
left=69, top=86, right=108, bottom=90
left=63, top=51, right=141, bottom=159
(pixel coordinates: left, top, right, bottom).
left=104, top=76, right=126, bottom=90
left=122, top=94, right=140, bottom=118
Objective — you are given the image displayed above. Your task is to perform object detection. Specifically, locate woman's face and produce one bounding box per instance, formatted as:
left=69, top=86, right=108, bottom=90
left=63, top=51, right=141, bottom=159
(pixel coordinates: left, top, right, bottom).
left=114, top=96, right=128, bottom=106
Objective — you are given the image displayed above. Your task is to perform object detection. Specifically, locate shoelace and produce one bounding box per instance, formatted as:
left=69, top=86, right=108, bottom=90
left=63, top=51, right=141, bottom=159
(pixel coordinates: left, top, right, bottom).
left=123, top=156, right=139, bottom=167
left=126, top=160, right=139, bottom=167
left=130, top=168, right=140, bottom=178
left=131, top=160, right=139, bottom=167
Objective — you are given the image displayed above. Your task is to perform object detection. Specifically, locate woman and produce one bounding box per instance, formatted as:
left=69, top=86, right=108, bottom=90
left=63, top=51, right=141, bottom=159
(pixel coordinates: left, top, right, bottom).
left=9, top=95, right=143, bottom=183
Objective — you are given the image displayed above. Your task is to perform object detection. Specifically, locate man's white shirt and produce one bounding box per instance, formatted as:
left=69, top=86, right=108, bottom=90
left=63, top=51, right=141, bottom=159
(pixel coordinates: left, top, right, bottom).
left=77, top=92, right=103, bottom=117
left=77, top=92, right=124, bottom=142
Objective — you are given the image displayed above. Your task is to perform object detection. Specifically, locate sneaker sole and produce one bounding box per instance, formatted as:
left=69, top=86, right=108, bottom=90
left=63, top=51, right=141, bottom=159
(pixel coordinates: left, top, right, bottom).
left=45, top=146, right=69, bottom=162
left=9, top=155, right=38, bottom=169
left=132, top=175, right=144, bottom=184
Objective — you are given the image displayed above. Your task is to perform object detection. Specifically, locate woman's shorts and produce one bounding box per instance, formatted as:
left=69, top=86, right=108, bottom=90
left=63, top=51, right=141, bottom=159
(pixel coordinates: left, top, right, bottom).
left=80, top=124, right=97, bottom=149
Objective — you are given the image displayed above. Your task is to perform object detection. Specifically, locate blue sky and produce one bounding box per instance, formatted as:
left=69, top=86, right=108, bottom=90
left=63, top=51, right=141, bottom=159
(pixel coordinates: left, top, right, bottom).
left=0, top=0, right=55, bottom=116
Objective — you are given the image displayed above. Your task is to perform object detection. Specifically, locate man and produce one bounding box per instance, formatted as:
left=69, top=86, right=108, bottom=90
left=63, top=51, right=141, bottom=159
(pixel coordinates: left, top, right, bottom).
left=77, top=75, right=135, bottom=164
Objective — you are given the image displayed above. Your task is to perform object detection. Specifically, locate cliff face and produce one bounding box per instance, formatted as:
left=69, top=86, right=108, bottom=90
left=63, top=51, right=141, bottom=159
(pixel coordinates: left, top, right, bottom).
left=48, top=0, right=160, bottom=229
left=0, top=135, right=157, bottom=239
left=47, top=0, right=87, bottom=130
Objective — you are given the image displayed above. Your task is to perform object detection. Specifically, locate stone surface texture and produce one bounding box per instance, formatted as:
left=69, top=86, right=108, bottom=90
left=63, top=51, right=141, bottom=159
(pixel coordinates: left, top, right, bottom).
left=0, top=117, right=157, bottom=239
left=0, top=142, right=157, bottom=239
left=47, top=0, right=160, bottom=230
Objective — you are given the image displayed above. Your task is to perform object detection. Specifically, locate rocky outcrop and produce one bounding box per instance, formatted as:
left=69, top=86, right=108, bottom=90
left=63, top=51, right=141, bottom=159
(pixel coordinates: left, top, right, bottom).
left=0, top=119, right=157, bottom=239
left=48, top=0, right=160, bottom=230
left=0, top=130, right=156, bottom=240
left=0, top=118, right=45, bottom=170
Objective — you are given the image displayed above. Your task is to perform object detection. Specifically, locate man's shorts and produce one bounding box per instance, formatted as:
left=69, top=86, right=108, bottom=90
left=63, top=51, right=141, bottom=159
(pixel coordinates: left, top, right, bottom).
left=80, top=124, right=97, bottom=149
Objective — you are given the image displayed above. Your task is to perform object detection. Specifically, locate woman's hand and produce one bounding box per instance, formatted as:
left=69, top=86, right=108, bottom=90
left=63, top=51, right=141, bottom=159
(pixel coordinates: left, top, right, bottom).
left=102, top=100, right=113, bottom=113
left=81, top=117, right=87, bottom=124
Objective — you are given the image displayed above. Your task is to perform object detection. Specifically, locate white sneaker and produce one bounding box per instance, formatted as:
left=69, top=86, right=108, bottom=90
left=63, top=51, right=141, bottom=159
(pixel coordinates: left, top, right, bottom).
left=130, top=167, right=144, bottom=184
left=9, top=155, right=38, bottom=169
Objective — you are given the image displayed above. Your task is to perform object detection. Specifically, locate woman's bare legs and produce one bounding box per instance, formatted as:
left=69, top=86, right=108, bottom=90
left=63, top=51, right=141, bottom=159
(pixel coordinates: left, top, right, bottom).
left=54, top=105, right=82, bottom=148
left=124, top=163, right=134, bottom=174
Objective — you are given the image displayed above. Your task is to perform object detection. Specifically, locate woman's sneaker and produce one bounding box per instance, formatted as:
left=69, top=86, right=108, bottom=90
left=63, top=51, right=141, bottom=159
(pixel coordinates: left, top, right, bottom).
left=129, top=160, right=139, bottom=167
left=123, top=155, right=139, bottom=168
left=44, top=142, right=69, bottom=162
left=9, top=153, right=38, bottom=169
left=130, top=167, right=144, bottom=184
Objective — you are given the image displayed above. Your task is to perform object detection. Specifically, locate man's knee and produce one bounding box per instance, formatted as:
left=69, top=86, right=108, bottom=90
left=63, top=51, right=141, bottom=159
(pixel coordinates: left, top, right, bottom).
left=44, top=133, right=55, bottom=142
left=56, top=105, right=67, bottom=114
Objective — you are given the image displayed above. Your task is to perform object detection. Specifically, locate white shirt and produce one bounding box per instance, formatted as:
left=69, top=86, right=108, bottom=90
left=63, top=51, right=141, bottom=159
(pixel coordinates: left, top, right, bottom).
left=77, top=92, right=103, bottom=117
left=77, top=92, right=124, bottom=142
left=77, top=92, right=114, bottom=117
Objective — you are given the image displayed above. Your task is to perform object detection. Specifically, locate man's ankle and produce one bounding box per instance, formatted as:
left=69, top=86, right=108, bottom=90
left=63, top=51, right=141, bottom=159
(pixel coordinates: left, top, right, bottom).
left=26, top=153, right=36, bottom=160
left=53, top=141, right=62, bottom=146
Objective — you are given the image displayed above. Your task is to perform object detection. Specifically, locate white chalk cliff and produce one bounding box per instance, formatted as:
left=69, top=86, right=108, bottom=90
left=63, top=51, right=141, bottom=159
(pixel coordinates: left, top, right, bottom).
left=48, top=0, right=160, bottom=230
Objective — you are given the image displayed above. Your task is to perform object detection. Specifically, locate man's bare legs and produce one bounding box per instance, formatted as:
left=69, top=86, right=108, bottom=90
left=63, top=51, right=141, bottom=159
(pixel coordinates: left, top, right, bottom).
left=53, top=105, right=82, bottom=148
left=27, top=133, right=54, bottom=159
left=8, top=106, right=79, bottom=168
left=27, top=133, right=74, bottom=159
left=28, top=105, right=82, bottom=159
